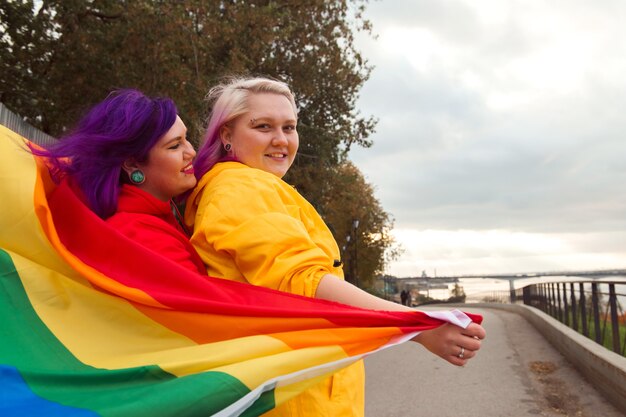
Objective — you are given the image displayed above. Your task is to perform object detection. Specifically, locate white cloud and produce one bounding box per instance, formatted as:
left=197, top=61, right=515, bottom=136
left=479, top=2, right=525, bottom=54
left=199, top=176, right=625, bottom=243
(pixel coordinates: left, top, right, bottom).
left=352, top=0, right=626, bottom=275
left=389, top=229, right=626, bottom=277
left=379, top=27, right=446, bottom=74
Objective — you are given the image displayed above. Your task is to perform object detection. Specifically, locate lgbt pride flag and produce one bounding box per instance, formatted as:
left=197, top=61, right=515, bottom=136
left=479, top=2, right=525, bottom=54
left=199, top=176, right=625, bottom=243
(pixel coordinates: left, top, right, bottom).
left=0, top=124, right=481, bottom=416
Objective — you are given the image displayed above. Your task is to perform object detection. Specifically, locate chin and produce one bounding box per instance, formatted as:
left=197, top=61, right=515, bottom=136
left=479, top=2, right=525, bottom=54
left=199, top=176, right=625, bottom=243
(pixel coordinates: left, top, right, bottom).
left=272, top=169, right=287, bottom=178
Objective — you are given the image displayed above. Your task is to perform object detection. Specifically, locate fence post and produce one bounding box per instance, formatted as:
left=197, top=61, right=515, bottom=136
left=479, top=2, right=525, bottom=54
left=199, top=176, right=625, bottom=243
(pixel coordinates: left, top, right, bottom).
left=523, top=286, right=531, bottom=305
left=550, top=283, right=556, bottom=318
left=608, top=284, right=621, bottom=354
left=562, top=282, right=569, bottom=326
left=556, top=283, right=563, bottom=323
left=570, top=282, right=578, bottom=331
left=579, top=282, right=588, bottom=337
left=546, top=283, right=551, bottom=316
left=591, top=283, right=601, bottom=344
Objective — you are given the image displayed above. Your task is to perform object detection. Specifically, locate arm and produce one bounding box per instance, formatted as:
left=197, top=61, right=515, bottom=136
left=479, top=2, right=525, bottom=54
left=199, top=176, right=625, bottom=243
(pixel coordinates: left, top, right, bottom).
left=316, top=274, right=486, bottom=366
left=316, top=273, right=413, bottom=312
left=192, top=169, right=341, bottom=296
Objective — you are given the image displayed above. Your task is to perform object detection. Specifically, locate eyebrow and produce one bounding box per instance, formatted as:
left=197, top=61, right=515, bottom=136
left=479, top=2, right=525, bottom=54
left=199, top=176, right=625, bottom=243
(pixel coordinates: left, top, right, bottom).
left=249, top=117, right=297, bottom=125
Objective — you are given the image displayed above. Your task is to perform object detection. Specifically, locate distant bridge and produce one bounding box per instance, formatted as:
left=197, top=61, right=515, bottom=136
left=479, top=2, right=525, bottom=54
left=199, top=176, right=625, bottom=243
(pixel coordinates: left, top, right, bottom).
left=424, top=269, right=626, bottom=281
left=378, top=269, right=626, bottom=301
left=385, top=268, right=626, bottom=282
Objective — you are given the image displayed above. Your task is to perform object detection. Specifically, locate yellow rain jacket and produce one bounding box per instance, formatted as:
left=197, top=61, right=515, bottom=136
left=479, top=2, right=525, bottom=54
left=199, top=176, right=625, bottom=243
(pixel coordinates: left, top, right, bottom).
left=185, top=161, right=365, bottom=417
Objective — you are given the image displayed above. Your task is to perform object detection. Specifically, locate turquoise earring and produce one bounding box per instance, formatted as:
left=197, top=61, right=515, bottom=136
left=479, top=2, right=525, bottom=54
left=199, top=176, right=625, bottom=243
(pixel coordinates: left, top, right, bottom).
left=130, top=170, right=145, bottom=185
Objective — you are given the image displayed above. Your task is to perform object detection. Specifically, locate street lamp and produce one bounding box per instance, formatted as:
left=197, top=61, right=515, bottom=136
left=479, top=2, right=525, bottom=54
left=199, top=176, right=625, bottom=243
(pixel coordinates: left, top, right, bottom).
left=352, top=219, right=359, bottom=288
left=342, top=235, right=351, bottom=283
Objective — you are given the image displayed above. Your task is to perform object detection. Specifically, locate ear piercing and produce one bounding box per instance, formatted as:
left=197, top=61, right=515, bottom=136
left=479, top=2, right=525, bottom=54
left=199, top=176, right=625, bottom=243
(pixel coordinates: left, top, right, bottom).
left=130, top=170, right=145, bottom=184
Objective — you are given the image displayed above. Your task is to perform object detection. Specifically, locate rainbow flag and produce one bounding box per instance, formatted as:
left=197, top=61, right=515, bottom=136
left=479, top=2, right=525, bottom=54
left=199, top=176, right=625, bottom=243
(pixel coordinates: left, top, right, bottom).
left=0, top=124, right=481, bottom=416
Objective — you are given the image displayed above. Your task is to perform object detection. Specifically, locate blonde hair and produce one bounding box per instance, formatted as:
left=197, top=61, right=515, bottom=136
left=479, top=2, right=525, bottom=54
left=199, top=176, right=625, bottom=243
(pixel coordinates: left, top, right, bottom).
left=194, top=76, right=298, bottom=179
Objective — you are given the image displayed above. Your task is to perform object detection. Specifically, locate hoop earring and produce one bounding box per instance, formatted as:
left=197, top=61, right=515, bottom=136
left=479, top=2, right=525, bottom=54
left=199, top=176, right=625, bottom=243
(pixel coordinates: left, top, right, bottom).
left=130, top=170, right=145, bottom=185
left=224, top=143, right=232, bottom=152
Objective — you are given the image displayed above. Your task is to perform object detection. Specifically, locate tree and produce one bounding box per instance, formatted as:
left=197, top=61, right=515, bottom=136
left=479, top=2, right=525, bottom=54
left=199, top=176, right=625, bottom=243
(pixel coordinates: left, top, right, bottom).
left=448, top=283, right=466, bottom=303
left=1, top=0, right=397, bottom=284
left=1, top=1, right=375, bottom=147
left=0, top=0, right=57, bottom=130
left=1, top=0, right=378, bottom=200
left=322, top=162, right=400, bottom=289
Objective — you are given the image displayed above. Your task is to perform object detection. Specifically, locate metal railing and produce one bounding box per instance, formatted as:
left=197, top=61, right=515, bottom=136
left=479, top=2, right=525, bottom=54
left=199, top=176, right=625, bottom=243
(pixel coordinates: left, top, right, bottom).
left=467, top=288, right=524, bottom=304
left=522, top=281, right=626, bottom=357
left=0, top=102, right=56, bottom=146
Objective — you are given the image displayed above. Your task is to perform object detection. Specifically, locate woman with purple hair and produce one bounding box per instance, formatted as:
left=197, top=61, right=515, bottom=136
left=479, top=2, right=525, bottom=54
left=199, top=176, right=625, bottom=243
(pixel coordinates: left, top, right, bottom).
left=33, top=89, right=206, bottom=274
left=185, top=77, right=486, bottom=417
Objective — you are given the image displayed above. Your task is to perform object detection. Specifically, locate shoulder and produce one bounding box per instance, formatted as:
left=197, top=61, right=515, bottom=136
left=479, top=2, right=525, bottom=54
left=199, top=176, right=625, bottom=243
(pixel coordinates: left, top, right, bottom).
left=211, top=162, right=283, bottom=191
left=107, top=210, right=206, bottom=275
left=186, top=162, right=309, bottom=228
left=201, top=163, right=297, bottom=205
left=107, top=211, right=192, bottom=257
left=107, top=211, right=178, bottom=238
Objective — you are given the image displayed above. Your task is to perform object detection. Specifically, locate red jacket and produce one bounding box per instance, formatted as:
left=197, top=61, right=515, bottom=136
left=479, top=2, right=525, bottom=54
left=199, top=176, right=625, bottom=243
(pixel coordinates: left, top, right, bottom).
left=107, top=185, right=207, bottom=275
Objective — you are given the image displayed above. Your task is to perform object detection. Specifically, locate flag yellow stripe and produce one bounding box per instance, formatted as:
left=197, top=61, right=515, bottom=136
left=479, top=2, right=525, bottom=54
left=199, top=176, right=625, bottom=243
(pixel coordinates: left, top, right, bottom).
left=1, top=127, right=339, bottom=388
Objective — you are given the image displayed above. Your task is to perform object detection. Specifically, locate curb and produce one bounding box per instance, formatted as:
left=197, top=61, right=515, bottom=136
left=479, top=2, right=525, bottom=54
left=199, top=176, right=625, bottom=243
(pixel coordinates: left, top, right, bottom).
left=464, top=303, right=626, bottom=413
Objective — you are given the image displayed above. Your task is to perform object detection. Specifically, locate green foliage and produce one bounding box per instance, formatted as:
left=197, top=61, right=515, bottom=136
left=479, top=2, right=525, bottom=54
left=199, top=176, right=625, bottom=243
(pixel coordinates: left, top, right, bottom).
left=320, top=161, right=400, bottom=289
left=575, top=311, right=626, bottom=355
left=0, top=0, right=57, bottom=130
left=1, top=0, right=399, bottom=283
left=448, top=283, right=466, bottom=303
left=1, top=1, right=375, bottom=145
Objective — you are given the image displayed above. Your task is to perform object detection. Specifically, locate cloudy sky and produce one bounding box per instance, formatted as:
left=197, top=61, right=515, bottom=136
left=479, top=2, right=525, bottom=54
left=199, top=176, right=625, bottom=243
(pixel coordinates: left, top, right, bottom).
left=349, top=0, right=626, bottom=277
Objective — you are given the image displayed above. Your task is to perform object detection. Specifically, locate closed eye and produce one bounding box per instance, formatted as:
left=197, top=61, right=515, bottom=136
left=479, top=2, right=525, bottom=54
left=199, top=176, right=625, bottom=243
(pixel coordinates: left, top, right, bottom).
left=167, top=137, right=185, bottom=149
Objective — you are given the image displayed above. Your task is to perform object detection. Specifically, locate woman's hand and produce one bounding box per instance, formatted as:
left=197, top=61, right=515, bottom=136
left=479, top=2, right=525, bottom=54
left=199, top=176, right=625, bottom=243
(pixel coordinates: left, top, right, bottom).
left=315, top=275, right=486, bottom=366
left=411, top=322, right=486, bottom=366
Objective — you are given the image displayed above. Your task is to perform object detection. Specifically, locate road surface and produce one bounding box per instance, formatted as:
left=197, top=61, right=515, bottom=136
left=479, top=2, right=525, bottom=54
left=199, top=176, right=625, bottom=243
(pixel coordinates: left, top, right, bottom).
left=364, top=307, right=622, bottom=417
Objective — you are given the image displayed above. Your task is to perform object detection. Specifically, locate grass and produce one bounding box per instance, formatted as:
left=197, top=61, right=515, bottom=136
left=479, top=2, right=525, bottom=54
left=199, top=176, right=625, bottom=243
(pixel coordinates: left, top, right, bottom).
left=546, top=308, right=626, bottom=356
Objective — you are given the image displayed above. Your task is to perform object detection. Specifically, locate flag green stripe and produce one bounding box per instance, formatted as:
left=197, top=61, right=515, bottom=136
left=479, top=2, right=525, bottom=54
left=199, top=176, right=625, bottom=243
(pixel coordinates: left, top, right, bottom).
left=240, top=390, right=276, bottom=417
left=0, top=249, right=271, bottom=416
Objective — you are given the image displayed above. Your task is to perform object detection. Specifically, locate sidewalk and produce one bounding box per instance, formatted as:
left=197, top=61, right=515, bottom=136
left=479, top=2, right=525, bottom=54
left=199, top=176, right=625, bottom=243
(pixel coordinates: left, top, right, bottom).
left=364, top=307, right=622, bottom=417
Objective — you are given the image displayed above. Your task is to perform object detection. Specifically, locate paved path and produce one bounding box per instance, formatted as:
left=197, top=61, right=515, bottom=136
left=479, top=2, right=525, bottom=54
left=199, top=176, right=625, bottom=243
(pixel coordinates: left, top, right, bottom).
left=364, top=307, right=622, bottom=417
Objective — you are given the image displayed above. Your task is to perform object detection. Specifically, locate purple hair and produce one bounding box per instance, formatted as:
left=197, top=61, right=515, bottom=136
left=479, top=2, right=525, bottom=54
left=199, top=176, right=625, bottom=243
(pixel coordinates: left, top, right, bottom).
left=194, top=77, right=297, bottom=180
left=33, top=89, right=177, bottom=218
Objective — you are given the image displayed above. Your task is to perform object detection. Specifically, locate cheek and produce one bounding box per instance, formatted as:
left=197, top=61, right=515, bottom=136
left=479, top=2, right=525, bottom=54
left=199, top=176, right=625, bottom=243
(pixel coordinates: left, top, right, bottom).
left=245, top=140, right=266, bottom=158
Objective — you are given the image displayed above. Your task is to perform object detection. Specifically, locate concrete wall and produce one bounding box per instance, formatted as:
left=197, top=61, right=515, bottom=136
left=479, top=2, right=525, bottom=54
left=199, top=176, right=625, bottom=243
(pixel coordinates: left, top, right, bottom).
left=472, top=303, right=626, bottom=413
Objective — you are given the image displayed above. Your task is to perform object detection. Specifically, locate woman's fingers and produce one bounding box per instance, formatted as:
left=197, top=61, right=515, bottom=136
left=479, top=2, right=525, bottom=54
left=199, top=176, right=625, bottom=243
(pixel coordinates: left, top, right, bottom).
left=463, top=322, right=487, bottom=340
left=448, top=323, right=485, bottom=366
left=411, top=320, right=486, bottom=367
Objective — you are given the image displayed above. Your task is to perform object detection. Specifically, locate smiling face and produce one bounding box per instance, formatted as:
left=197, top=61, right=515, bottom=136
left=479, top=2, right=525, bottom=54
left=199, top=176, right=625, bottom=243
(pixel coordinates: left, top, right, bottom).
left=129, top=115, right=197, bottom=201
left=221, top=93, right=298, bottom=178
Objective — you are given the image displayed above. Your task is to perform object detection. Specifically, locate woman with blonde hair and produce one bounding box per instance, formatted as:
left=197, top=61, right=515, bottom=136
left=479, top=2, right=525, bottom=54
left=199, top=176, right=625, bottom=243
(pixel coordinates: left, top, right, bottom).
left=186, top=76, right=485, bottom=416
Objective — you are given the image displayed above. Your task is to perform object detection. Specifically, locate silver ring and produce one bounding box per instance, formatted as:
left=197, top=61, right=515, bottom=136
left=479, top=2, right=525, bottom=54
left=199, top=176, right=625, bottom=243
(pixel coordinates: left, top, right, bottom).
left=458, top=347, right=465, bottom=359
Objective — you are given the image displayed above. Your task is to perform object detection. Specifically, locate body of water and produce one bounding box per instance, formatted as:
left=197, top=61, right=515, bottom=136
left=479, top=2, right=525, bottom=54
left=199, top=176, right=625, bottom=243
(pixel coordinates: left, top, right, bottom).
left=459, top=276, right=626, bottom=306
